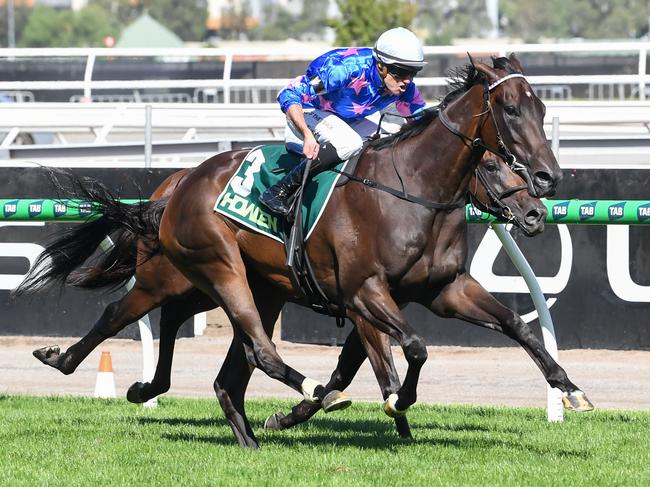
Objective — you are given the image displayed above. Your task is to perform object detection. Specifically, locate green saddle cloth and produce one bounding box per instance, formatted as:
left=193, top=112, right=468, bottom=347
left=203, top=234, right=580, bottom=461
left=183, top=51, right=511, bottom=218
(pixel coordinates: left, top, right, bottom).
left=214, top=144, right=348, bottom=243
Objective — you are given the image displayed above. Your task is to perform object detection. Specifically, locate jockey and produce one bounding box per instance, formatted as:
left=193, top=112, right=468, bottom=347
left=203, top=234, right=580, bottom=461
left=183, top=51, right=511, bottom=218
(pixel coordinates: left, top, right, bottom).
left=259, top=27, right=427, bottom=216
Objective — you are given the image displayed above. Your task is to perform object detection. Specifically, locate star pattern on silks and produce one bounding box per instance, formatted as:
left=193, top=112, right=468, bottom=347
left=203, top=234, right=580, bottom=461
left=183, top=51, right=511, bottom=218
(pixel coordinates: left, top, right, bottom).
left=395, top=100, right=413, bottom=116
left=318, top=96, right=334, bottom=112
left=412, top=90, right=425, bottom=106
left=351, top=101, right=372, bottom=115
left=348, top=72, right=369, bottom=95
left=339, top=47, right=359, bottom=57
left=395, top=91, right=425, bottom=116
left=277, top=49, right=426, bottom=120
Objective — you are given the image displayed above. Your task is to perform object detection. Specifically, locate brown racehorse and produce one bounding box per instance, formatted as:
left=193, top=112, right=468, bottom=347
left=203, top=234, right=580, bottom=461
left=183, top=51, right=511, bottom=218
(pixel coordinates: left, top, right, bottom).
left=18, top=55, right=592, bottom=448
left=23, top=150, right=543, bottom=440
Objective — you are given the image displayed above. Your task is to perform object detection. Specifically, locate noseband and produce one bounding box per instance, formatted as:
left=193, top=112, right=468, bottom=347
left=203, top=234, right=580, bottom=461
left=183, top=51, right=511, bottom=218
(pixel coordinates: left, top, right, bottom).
left=438, top=72, right=538, bottom=197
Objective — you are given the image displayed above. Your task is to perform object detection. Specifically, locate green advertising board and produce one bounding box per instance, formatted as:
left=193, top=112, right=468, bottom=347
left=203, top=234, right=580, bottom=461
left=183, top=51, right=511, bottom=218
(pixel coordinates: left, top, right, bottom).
left=466, top=200, right=650, bottom=225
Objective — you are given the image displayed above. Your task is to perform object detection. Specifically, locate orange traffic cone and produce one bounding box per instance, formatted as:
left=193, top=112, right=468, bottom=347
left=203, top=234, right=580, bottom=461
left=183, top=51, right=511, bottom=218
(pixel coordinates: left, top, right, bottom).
left=94, top=351, right=116, bottom=398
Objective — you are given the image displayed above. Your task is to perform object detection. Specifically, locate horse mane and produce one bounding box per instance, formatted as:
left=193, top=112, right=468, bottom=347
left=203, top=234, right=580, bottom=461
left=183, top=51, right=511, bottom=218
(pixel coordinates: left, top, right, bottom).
left=369, top=56, right=518, bottom=152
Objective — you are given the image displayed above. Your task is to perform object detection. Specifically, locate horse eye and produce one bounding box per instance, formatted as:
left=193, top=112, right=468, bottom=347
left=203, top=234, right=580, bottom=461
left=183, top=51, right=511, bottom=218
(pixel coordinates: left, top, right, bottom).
left=504, top=105, right=519, bottom=117
left=485, top=162, right=498, bottom=173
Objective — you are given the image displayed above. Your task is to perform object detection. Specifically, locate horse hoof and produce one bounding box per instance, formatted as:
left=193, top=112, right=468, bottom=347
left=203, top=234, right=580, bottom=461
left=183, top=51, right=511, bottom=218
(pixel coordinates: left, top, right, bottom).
left=263, top=411, right=286, bottom=430
left=562, top=390, right=595, bottom=412
left=322, top=390, right=351, bottom=413
left=33, top=345, right=60, bottom=364
left=383, top=393, right=408, bottom=418
left=126, top=382, right=147, bottom=404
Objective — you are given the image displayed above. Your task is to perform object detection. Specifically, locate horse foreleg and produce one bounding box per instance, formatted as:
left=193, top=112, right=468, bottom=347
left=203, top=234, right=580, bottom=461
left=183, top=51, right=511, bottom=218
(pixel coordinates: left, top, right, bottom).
left=428, top=273, right=594, bottom=411
left=33, top=285, right=160, bottom=375
left=353, top=276, right=428, bottom=417
left=355, top=319, right=413, bottom=439
left=127, top=291, right=213, bottom=404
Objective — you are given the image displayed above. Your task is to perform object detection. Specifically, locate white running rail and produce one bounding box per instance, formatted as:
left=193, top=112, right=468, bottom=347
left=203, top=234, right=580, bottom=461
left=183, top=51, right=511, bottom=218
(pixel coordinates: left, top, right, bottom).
left=0, top=101, right=648, bottom=145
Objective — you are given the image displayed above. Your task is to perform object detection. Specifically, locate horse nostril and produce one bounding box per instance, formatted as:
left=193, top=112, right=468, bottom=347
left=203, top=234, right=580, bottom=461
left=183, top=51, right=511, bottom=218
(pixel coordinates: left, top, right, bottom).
left=525, top=208, right=542, bottom=225
left=533, top=171, right=558, bottom=197
left=534, top=171, right=553, bottom=186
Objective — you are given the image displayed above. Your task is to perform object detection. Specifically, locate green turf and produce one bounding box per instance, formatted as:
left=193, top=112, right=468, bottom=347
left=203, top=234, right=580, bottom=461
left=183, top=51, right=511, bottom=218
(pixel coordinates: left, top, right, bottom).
left=0, top=395, right=648, bottom=486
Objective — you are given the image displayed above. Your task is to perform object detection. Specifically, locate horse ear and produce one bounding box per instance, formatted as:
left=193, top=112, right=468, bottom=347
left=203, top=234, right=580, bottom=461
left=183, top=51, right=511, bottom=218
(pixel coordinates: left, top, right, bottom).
left=508, top=53, right=524, bottom=74
left=471, top=58, right=498, bottom=83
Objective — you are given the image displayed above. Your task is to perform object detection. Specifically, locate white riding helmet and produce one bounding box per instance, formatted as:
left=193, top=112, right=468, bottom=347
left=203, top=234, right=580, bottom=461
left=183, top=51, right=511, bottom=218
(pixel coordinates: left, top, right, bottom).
left=373, top=27, right=426, bottom=70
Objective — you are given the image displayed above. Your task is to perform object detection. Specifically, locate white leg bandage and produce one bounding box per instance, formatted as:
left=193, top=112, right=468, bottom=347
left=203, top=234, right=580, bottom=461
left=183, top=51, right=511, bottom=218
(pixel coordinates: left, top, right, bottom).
left=301, top=377, right=322, bottom=404
left=384, top=393, right=407, bottom=417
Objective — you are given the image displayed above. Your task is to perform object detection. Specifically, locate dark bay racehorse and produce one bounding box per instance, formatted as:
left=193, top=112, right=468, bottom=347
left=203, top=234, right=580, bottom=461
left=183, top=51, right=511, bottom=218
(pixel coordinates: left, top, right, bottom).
left=22, top=151, right=546, bottom=438
left=18, top=55, right=592, bottom=448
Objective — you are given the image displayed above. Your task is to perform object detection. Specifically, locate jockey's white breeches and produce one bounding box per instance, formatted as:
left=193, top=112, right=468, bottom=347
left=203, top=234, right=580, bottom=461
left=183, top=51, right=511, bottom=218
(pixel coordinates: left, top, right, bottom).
left=285, top=108, right=405, bottom=160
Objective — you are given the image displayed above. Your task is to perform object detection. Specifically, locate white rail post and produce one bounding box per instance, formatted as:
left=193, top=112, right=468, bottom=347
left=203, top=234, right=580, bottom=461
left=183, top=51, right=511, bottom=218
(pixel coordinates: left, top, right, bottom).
left=490, top=224, right=564, bottom=422
left=82, top=53, right=96, bottom=101
left=144, top=104, right=152, bottom=168
left=638, top=47, right=647, bottom=101
left=223, top=52, right=233, bottom=104
left=551, top=116, right=560, bottom=157
left=99, top=236, right=157, bottom=408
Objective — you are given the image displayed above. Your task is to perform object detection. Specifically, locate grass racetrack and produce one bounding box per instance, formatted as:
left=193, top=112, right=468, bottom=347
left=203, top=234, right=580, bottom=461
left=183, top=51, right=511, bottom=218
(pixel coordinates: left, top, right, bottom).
left=1, top=395, right=648, bottom=485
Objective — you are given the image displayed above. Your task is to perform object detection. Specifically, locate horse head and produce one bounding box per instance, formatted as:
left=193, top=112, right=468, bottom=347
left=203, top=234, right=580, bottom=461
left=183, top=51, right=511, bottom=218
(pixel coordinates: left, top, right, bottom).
left=470, top=53, right=562, bottom=197
left=469, top=152, right=547, bottom=236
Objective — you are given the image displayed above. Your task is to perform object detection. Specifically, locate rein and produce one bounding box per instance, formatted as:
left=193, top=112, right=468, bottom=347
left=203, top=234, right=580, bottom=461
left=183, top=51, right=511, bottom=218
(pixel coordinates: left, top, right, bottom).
left=332, top=71, right=535, bottom=215
left=332, top=159, right=528, bottom=219
left=331, top=167, right=465, bottom=211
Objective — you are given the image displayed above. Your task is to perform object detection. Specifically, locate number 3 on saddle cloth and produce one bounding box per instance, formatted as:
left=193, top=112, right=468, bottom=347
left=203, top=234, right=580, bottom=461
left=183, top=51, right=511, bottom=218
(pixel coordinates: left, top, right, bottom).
left=214, top=144, right=350, bottom=323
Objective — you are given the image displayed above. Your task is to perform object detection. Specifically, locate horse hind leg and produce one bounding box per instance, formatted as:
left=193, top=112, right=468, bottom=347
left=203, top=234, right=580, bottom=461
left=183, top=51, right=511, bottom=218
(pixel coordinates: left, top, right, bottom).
left=33, top=286, right=160, bottom=375
left=268, top=321, right=414, bottom=439
left=264, top=326, right=368, bottom=432
left=213, top=332, right=260, bottom=448
left=215, top=276, right=284, bottom=447
left=429, top=273, right=594, bottom=412
left=266, top=321, right=413, bottom=440
left=127, top=291, right=212, bottom=404
left=174, top=247, right=342, bottom=407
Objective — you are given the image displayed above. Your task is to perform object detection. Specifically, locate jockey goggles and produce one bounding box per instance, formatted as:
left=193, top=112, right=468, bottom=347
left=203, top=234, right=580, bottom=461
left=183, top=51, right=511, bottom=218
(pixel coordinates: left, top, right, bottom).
left=386, top=63, right=422, bottom=79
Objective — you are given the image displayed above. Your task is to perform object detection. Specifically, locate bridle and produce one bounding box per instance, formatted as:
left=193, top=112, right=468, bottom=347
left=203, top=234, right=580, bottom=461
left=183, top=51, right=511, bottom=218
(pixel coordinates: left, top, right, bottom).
left=334, top=72, right=533, bottom=220
left=438, top=72, right=539, bottom=198
left=467, top=162, right=528, bottom=223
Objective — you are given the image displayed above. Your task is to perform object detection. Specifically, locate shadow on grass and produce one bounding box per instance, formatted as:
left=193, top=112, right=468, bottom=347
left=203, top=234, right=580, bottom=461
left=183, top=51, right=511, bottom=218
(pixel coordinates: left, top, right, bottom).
left=416, top=420, right=521, bottom=434
left=137, top=416, right=220, bottom=428
left=148, top=415, right=590, bottom=457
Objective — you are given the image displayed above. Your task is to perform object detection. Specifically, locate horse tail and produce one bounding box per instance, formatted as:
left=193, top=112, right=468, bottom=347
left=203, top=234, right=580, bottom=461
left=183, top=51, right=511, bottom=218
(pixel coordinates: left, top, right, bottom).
left=66, top=226, right=139, bottom=290
left=12, top=169, right=166, bottom=297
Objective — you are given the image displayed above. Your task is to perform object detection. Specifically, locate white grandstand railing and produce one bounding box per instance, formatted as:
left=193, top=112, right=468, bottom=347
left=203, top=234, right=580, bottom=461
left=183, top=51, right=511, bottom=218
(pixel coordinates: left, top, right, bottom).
left=0, top=101, right=648, bottom=143
left=0, top=41, right=648, bottom=102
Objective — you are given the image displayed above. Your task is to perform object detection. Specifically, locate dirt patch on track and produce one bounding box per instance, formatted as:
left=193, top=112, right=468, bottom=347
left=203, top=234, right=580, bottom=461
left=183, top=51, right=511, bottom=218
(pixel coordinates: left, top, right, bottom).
left=1, top=333, right=648, bottom=411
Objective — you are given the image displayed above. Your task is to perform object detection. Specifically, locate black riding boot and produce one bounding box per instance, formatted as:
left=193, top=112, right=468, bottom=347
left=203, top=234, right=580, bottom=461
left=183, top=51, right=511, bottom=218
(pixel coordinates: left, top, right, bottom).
left=259, top=142, right=340, bottom=216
